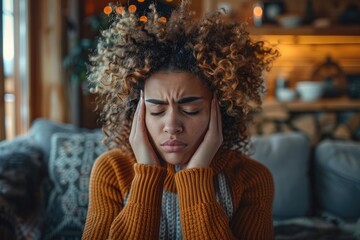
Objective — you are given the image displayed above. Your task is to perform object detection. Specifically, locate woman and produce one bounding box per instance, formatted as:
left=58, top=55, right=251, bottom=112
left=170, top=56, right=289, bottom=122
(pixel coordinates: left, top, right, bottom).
left=82, top=1, right=279, bottom=239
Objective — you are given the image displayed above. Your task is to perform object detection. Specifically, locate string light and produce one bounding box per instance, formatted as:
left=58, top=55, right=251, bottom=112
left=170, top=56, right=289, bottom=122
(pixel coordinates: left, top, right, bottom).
left=103, top=6, right=113, bottom=15
left=116, top=6, right=124, bottom=14
left=159, top=16, right=167, bottom=23
left=128, top=4, right=137, bottom=13
left=105, top=1, right=173, bottom=21
left=253, top=2, right=263, bottom=27
left=139, top=15, right=148, bottom=22
left=253, top=6, right=263, bottom=18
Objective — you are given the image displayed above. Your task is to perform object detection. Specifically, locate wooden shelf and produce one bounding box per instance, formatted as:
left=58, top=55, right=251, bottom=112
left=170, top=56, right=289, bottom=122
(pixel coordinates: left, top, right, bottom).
left=249, top=25, right=360, bottom=36
left=263, top=97, right=360, bottom=112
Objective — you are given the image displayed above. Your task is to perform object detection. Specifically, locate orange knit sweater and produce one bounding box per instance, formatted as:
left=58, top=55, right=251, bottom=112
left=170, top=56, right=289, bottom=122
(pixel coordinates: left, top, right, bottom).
left=82, top=149, right=274, bottom=239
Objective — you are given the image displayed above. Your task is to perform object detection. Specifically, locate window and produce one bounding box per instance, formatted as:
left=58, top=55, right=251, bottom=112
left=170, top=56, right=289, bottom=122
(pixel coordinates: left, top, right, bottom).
left=1, top=0, right=29, bottom=140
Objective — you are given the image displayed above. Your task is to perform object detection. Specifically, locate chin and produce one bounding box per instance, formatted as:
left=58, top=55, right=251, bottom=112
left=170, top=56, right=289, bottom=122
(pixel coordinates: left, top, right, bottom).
left=162, top=153, right=190, bottom=167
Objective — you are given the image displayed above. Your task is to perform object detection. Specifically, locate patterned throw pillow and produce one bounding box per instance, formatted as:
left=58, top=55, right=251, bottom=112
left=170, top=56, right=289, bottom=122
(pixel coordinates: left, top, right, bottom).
left=41, top=132, right=106, bottom=240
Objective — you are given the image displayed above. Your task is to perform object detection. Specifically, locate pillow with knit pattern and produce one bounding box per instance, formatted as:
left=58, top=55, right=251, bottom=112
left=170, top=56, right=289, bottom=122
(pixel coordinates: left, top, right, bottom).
left=41, top=132, right=106, bottom=240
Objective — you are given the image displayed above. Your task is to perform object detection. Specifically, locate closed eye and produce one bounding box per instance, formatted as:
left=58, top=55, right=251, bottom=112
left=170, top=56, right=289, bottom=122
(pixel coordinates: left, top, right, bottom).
left=150, top=111, right=164, bottom=116
left=183, top=110, right=200, bottom=116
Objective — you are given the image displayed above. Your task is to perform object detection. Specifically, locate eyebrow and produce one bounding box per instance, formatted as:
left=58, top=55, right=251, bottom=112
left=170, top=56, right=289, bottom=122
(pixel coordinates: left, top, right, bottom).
left=145, top=96, right=203, bottom=105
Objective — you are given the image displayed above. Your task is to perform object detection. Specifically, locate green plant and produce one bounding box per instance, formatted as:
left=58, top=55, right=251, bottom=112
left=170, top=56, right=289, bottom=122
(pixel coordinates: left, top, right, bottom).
left=63, top=14, right=111, bottom=85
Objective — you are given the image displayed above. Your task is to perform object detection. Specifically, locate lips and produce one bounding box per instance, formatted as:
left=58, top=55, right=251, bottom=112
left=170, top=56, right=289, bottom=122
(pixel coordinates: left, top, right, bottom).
left=161, top=140, right=187, bottom=152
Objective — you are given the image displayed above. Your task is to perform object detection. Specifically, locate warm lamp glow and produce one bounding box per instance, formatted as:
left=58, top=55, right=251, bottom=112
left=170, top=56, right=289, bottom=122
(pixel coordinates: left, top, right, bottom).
left=104, top=6, right=113, bottom=15
left=252, top=2, right=263, bottom=26
left=165, top=0, right=173, bottom=2
left=138, top=0, right=145, bottom=2
left=129, top=4, right=137, bottom=13
left=116, top=6, right=124, bottom=14
left=159, top=16, right=167, bottom=23
left=253, top=6, right=263, bottom=17
left=139, top=15, right=148, bottom=22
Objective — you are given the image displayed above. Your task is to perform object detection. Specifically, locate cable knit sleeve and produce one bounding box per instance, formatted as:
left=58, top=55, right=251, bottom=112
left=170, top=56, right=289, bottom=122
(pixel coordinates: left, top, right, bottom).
left=82, top=151, right=167, bottom=240
left=109, top=164, right=167, bottom=239
left=174, top=155, right=275, bottom=240
left=174, top=168, right=236, bottom=240
left=229, top=158, right=275, bottom=240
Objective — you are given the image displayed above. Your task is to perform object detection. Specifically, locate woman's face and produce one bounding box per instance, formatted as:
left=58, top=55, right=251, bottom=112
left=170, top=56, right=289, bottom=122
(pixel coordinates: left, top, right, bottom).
left=144, top=71, right=212, bottom=166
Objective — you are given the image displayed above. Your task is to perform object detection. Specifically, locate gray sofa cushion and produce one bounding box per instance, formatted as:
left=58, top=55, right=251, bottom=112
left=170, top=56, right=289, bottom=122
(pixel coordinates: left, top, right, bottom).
left=250, top=132, right=311, bottom=220
left=314, top=140, right=360, bottom=220
left=41, top=132, right=106, bottom=240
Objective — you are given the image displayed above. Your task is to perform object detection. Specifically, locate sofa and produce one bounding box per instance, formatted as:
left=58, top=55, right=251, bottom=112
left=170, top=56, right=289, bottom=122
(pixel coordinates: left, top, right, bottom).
left=0, top=118, right=359, bottom=239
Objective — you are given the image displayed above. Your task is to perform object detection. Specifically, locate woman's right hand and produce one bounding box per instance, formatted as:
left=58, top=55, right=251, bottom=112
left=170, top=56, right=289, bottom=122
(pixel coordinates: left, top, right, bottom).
left=129, top=91, right=160, bottom=166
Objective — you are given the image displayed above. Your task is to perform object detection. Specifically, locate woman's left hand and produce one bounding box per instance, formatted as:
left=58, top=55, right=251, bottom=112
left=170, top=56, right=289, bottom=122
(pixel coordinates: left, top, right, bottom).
left=185, top=96, right=223, bottom=169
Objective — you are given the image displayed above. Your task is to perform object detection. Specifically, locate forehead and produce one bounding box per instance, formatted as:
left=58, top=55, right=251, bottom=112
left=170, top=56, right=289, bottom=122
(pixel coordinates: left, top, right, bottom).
left=144, top=71, right=211, bottom=98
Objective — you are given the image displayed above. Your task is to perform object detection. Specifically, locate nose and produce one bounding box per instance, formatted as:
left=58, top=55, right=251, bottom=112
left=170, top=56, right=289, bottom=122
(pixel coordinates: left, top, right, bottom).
left=163, top=110, right=183, bottom=134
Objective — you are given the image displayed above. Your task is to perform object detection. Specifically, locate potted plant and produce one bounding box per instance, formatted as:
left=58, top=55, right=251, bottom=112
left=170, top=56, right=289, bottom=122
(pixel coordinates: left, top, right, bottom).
left=63, top=13, right=111, bottom=126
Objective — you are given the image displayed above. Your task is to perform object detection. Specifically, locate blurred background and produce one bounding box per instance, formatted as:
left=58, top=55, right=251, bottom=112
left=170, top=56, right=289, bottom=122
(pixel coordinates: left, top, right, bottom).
left=1, top=0, right=360, bottom=140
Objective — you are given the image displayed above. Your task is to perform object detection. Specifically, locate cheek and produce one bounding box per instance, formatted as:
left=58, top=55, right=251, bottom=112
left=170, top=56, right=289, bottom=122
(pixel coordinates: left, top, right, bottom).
left=189, top=115, right=210, bottom=139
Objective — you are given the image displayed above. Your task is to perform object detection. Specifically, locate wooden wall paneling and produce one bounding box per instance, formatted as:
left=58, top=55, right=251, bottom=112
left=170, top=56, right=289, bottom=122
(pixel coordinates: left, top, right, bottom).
left=255, top=35, right=360, bottom=97
left=0, top=0, right=5, bottom=140
left=205, top=0, right=360, bottom=21
left=38, top=0, right=66, bottom=123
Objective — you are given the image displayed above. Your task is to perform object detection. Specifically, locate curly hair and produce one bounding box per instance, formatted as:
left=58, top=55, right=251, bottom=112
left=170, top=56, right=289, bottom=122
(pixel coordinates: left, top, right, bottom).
left=88, top=1, right=279, bottom=155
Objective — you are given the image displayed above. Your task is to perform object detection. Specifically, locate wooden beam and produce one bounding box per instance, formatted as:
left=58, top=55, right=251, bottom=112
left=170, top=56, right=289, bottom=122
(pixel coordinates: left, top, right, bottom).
left=0, top=0, right=5, bottom=140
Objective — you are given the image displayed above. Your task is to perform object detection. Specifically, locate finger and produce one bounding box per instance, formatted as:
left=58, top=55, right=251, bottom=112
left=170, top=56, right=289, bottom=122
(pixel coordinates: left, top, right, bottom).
left=216, top=98, right=223, bottom=141
left=208, top=97, right=218, bottom=136
left=129, top=110, right=137, bottom=141
left=216, top=98, right=222, bottom=135
left=137, top=91, right=146, bottom=132
left=130, top=94, right=141, bottom=140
